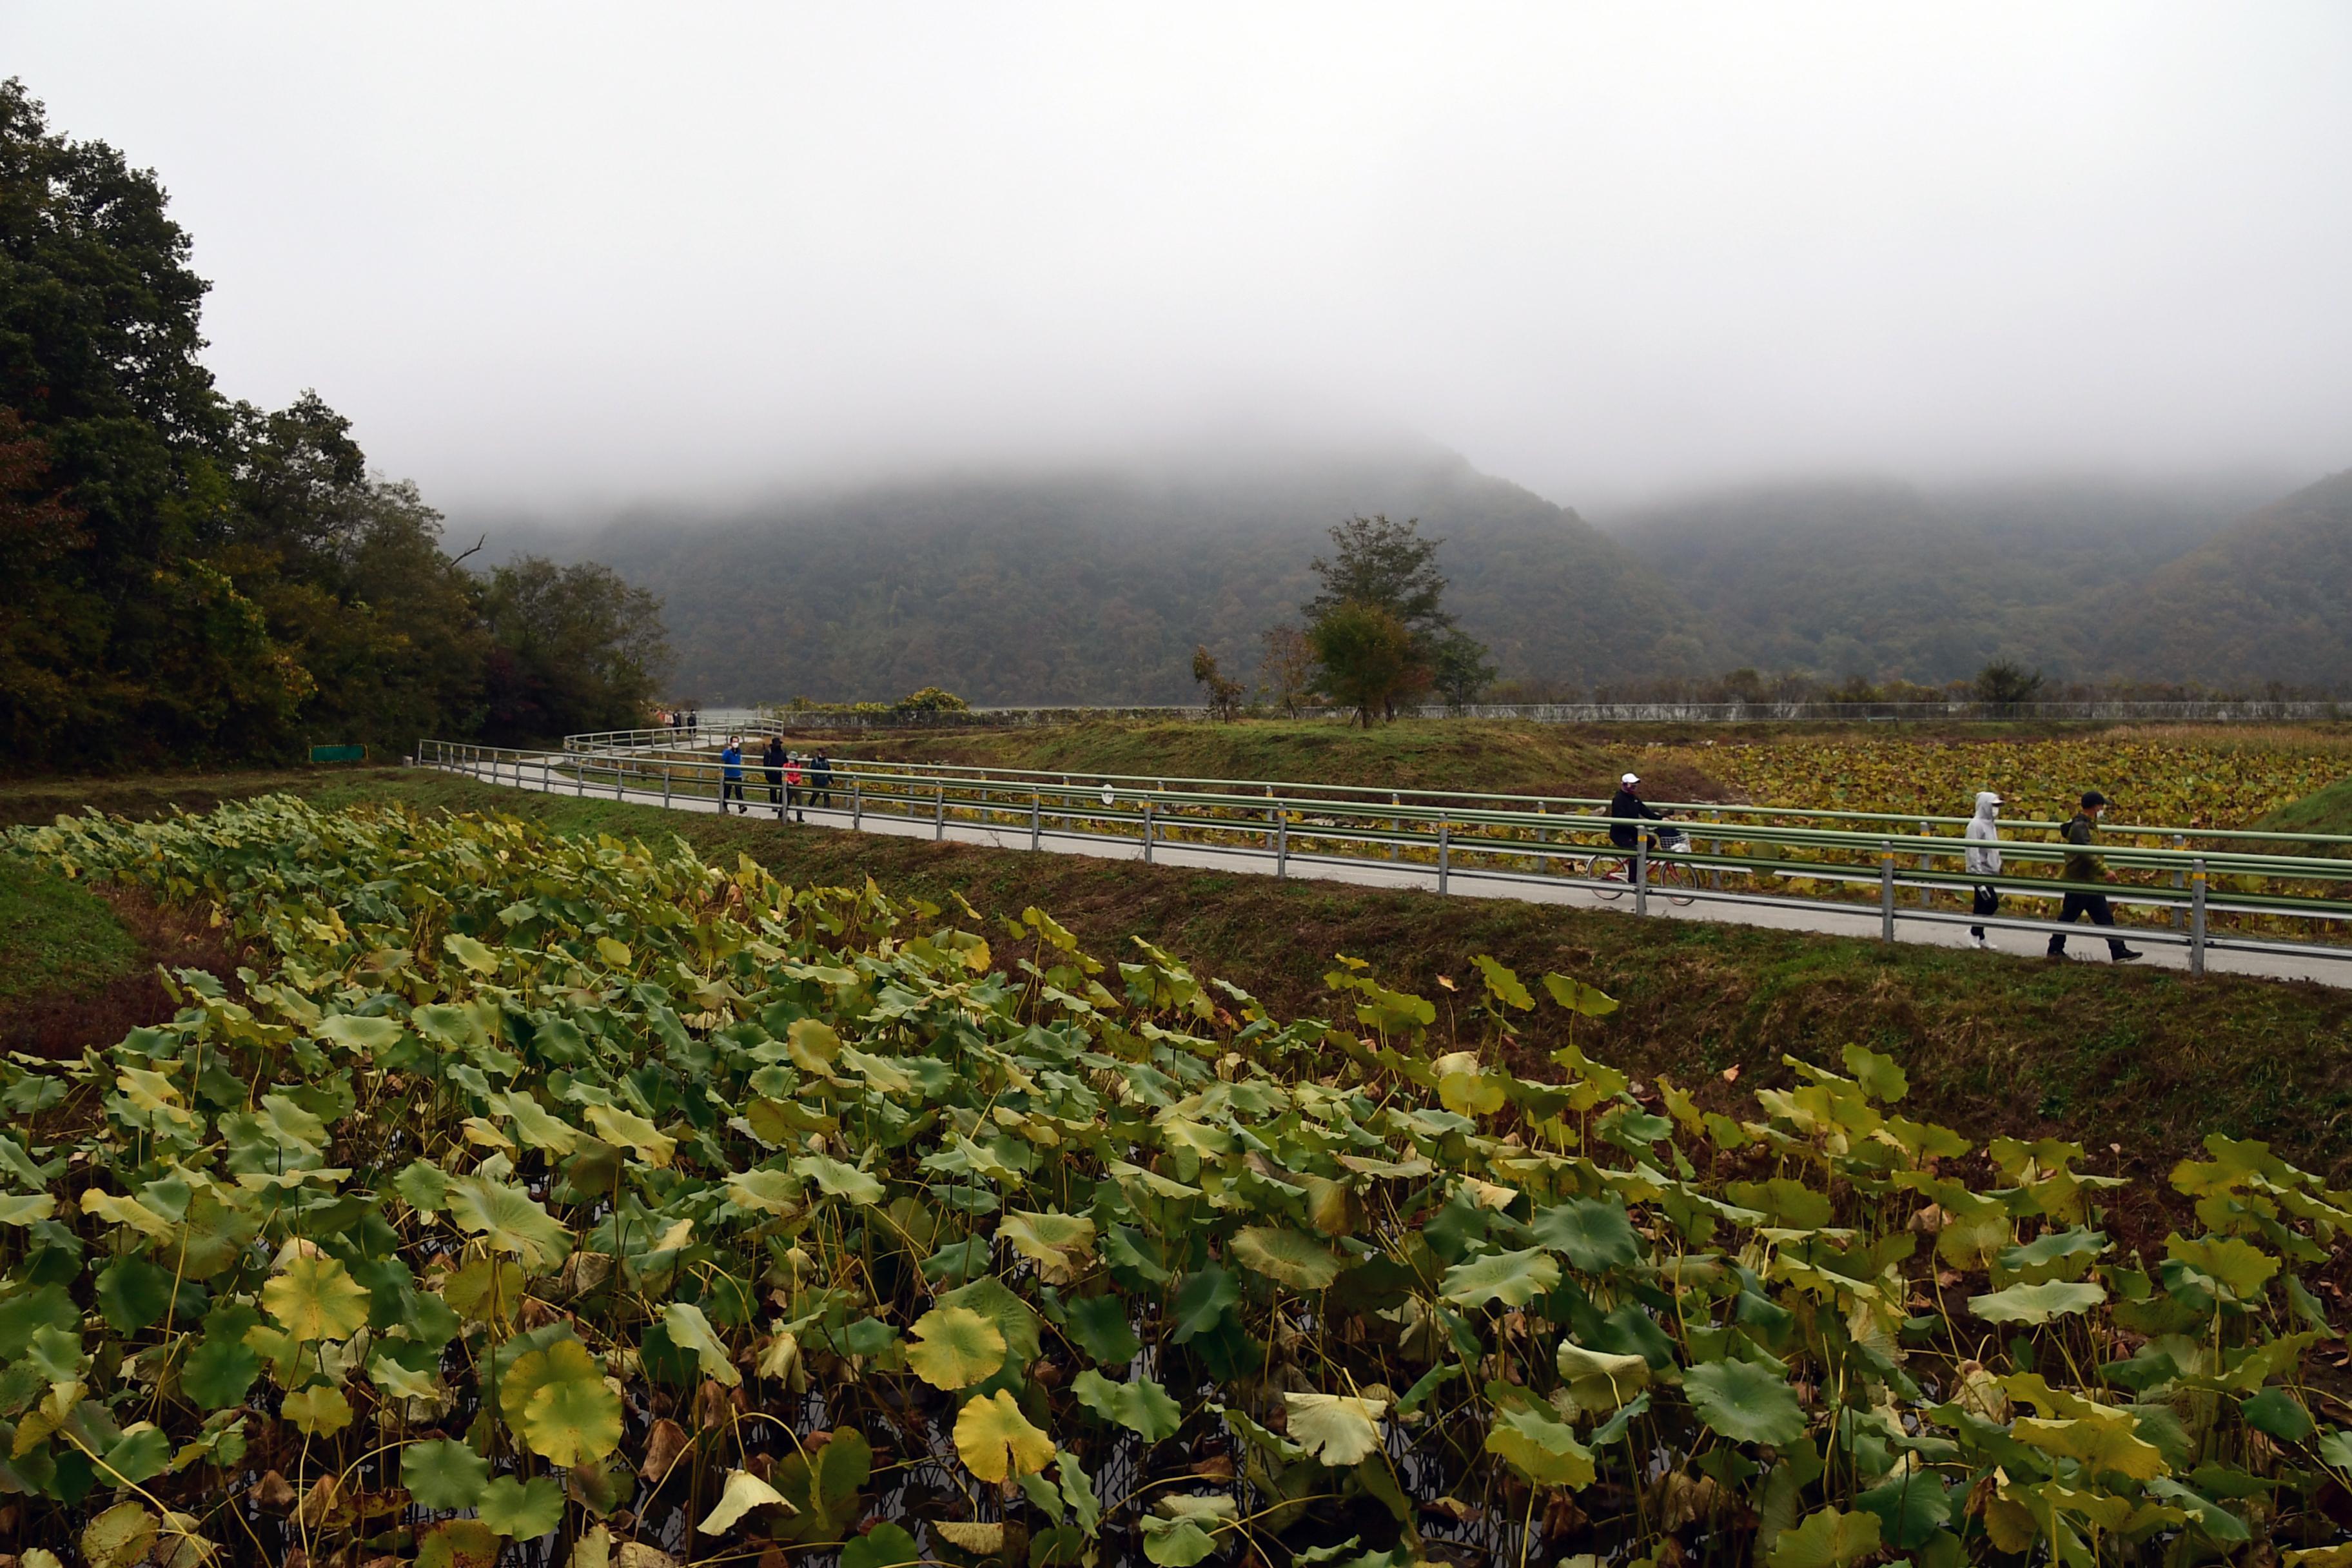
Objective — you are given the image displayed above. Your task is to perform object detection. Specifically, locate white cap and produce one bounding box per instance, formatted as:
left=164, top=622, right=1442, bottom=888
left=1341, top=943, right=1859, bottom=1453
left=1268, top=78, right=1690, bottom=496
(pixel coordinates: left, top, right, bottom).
left=1621, top=772, right=1640, bottom=787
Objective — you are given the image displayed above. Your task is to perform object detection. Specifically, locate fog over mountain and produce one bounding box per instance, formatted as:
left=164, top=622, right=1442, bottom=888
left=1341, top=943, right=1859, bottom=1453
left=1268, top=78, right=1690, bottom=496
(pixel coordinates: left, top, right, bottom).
left=487, top=452, right=2347, bottom=704
left=11, top=6, right=2351, bottom=511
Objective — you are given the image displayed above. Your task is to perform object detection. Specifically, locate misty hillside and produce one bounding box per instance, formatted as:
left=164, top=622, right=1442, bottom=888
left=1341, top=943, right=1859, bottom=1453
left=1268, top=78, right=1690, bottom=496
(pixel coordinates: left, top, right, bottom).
left=2090, top=469, right=2352, bottom=687
left=498, top=454, right=1702, bottom=704
left=488, top=458, right=2350, bottom=703
left=1597, top=476, right=2284, bottom=683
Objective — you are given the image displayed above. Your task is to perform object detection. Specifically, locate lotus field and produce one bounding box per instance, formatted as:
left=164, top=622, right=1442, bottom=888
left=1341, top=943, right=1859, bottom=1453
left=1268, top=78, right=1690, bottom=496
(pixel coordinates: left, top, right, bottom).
left=1672, top=732, right=2352, bottom=831
left=2, top=797, right=2350, bottom=1566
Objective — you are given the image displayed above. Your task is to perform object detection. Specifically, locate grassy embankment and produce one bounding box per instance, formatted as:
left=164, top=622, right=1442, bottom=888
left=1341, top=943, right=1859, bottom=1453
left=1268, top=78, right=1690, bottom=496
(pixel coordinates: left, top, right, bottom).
left=9, top=763, right=2347, bottom=1246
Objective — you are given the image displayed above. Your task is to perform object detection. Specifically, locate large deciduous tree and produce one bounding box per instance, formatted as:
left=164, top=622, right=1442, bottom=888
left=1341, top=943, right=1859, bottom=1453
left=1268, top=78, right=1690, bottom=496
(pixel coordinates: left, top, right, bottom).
left=1309, top=602, right=1426, bottom=728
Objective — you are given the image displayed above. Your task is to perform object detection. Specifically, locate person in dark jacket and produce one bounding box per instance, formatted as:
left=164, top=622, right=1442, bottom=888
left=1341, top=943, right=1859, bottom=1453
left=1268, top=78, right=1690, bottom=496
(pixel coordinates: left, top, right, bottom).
left=1608, top=772, right=1669, bottom=854
left=811, top=750, right=834, bottom=808
left=2047, top=790, right=2142, bottom=961
left=762, top=736, right=787, bottom=817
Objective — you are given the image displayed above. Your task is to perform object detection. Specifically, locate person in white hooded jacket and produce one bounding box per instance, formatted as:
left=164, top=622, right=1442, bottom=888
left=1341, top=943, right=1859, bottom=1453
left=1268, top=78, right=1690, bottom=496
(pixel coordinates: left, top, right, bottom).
left=1965, top=791, right=2003, bottom=947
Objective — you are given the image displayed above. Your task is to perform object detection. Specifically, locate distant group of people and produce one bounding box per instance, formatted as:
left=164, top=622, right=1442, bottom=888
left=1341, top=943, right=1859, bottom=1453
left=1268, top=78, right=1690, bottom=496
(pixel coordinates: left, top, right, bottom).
left=1609, top=773, right=2143, bottom=962
left=718, top=736, right=834, bottom=821
left=654, top=707, right=700, bottom=732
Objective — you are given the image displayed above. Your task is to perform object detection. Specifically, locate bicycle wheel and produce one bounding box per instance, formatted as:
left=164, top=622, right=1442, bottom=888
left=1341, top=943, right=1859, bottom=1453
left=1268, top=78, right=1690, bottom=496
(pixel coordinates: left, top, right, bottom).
left=1663, top=865, right=1698, bottom=906
left=1585, top=854, right=1628, bottom=899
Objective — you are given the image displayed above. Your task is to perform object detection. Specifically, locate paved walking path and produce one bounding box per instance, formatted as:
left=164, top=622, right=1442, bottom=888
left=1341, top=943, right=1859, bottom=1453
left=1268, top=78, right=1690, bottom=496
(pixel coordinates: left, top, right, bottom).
left=437, top=761, right=2352, bottom=991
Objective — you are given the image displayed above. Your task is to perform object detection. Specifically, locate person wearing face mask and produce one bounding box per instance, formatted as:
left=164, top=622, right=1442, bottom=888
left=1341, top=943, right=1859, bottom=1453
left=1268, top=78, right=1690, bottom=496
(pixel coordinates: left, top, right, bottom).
left=1965, top=791, right=2003, bottom=948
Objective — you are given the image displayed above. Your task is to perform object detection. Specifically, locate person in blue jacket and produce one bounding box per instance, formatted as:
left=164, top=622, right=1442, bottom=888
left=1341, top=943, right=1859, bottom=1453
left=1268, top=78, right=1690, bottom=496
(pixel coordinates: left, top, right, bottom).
left=720, top=737, right=746, bottom=814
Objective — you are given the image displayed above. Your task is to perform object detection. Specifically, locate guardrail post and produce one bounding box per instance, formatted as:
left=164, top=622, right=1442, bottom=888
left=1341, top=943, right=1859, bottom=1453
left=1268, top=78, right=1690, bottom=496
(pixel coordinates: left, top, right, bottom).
left=852, top=779, right=863, bottom=830
left=2170, top=836, right=2186, bottom=930
left=1277, top=813, right=1288, bottom=878
left=575, top=760, right=584, bottom=798
left=934, top=786, right=945, bottom=840
left=541, top=758, right=550, bottom=794
left=1389, top=796, right=1401, bottom=861
left=614, top=763, right=623, bottom=801
left=2190, top=858, right=2207, bottom=976
left=662, top=766, right=671, bottom=810
left=1143, top=800, right=1155, bottom=863
left=1917, top=820, right=1933, bottom=906
left=1710, top=810, right=1722, bottom=890
left=1030, top=792, right=1041, bottom=850
left=1438, top=822, right=1450, bottom=895
left=1880, top=843, right=1896, bottom=940
left=1636, top=841, right=1649, bottom=917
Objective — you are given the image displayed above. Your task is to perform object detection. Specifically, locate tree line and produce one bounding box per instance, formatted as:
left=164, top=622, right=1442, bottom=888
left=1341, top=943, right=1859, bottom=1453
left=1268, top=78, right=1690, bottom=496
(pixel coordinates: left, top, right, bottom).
left=0, top=80, right=668, bottom=770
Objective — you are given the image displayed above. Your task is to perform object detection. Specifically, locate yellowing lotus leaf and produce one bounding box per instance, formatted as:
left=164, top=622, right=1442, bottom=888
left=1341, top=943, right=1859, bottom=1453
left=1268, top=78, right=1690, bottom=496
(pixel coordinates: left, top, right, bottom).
left=262, top=1252, right=371, bottom=1343
left=697, top=1468, right=793, bottom=1536
left=953, top=1389, right=1055, bottom=1483
left=1230, top=1226, right=1344, bottom=1291
left=906, top=1306, right=1006, bottom=1391
left=1282, top=1393, right=1387, bottom=1467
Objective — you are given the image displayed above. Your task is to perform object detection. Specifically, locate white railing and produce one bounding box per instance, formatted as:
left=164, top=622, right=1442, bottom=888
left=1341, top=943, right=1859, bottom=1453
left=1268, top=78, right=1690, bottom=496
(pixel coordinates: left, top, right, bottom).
left=418, top=738, right=2352, bottom=975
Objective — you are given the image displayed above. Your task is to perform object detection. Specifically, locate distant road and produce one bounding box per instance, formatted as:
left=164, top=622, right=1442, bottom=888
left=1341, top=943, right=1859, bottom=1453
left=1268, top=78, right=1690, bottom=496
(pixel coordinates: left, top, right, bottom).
left=432, top=756, right=2352, bottom=992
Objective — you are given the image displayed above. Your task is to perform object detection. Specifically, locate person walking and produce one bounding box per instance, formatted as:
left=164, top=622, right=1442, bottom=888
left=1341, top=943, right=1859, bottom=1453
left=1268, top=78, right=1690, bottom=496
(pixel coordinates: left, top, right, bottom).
left=2047, top=790, right=2142, bottom=961
left=721, top=736, right=746, bottom=814
left=811, top=749, right=834, bottom=809
left=762, top=736, right=786, bottom=817
left=784, top=751, right=806, bottom=823
left=1965, top=790, right=2003, bottom=947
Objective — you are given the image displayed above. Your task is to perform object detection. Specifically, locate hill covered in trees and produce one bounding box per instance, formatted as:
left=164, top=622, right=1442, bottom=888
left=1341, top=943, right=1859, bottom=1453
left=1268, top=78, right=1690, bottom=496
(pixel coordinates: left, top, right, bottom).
left=507, top=452, right=1703, bottom=705
left=498, top=460, right=2350, bottom=705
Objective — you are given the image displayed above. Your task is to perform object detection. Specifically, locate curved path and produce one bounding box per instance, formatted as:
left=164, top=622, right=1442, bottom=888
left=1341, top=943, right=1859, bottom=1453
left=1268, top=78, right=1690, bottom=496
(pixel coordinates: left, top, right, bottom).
left=431, top=758, right=2351, bottom=991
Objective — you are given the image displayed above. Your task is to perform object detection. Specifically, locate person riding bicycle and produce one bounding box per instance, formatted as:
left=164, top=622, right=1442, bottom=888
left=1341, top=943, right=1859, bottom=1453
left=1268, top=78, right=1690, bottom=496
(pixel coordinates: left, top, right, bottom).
left=1609, top=772, right=1672, bottom=856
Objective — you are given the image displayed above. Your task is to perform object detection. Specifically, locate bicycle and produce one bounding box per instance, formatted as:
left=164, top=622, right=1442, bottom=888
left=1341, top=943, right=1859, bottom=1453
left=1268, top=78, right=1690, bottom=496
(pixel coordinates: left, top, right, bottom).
left=1585, top=826, right=1699, bottom=906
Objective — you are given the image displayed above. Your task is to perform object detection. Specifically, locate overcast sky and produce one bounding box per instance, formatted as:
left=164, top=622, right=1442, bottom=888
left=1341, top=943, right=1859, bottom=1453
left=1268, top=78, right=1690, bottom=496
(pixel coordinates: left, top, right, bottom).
left=12, top=3, right=2351, bottom=514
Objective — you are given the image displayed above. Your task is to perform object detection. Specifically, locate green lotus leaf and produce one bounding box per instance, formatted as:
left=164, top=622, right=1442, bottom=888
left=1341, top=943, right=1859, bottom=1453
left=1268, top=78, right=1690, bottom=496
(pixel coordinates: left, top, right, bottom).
left=1072, top=1367, right=1183, bottom=1443
left=1471, top=954, right=1534, bottom=1010
left=1684, top=1358, right=1807, bottom=1446
left=840, top=1524, right=922, bottom=1568
left=1543, top=972, right=1619, bottom=1016
left=396, top=1159, right=452, bottom=1215
left=1767, top=1507, right=1882, bottom=1568
left=1485, top=1402, right=1596, bottom=1487
left=444, top=933, right=499, bottom=975
left=1531, top=1197, right=1642, bottom=1272
left=401, top=1438, right=491, bottom=1511
left=1439, top=1246, right=1560, bottom=1309
left=1970, top=1279, right=2108, bottom=1326
left=1064, top=1293, right=1141, bottom=1366
left=1841, top=1043, right=1908, bottom=1102
left=1556, top=1340, right=1652, bottom=1413
left=792, top=1153, right=885, bottom=1206
left=583, top=1104, right=675, bottom=1168
left=0, top=1193, right=57, bottom=1227
left=2166, top=1234, right=2280, bottom=1300
left=446, top=1175, right=573, bottom=1269
left=1230, top=1226, right=1344, bottom=1291
left=1856, top=1471, right=1954, bottom=1550
left=1001, top=1209, right=1097, bottom=1284
left=179, top=1338, right=261, bottom=1411
left=2240, top=1387, right=2315, bottom=1443
left=503, top=1337, right=623, bottom=1466
left=1282, top=1393, right=1387, bottom=1467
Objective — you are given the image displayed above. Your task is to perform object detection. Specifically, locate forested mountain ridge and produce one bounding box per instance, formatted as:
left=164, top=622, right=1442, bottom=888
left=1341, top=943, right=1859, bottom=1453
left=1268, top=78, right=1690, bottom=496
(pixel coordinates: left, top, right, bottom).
left=2089, top=469, right=2352, bottom=687
left=489, top=458, right=2348, bottom=704
left=503, top=454, right=1707, bottom=704
left=1598, top=474, right=2289, bottom=685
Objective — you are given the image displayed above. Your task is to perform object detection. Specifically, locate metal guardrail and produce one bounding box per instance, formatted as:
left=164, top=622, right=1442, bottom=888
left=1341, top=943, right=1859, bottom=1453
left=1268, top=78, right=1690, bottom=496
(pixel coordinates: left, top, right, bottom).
left=418, top=739, right=2352, bottom=974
